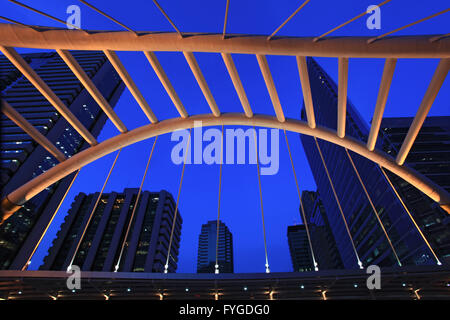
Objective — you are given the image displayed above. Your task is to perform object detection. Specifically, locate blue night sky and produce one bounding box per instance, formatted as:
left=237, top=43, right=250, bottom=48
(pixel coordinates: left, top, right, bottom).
left=1, top=0, right=449, bottom=273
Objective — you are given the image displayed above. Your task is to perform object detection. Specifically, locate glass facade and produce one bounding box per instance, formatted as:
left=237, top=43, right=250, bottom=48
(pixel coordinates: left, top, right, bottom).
left=40, top=189, right=182, bottom=273
left=299, top=57, right=435, bottom=269
left=197, top=220, right=234, bottom=273
left=379, top=116, right=450, bottom=264
left=0, top=51, right=125, bottom=269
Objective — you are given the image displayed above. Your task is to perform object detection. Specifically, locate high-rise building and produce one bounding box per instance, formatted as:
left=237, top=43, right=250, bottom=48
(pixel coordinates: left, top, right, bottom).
left=40, top=189, right=182, bottom=273
left=287, top=224, right=314, bottom=272
left=0, top=51, right=125, bottom=269
left=299, top=57, right=436, bottom=269
left=379, top=116, right=450, bottom=264
left=197, top=220, right=233, bottom=273
left=301, top=190, right=344, bottom=270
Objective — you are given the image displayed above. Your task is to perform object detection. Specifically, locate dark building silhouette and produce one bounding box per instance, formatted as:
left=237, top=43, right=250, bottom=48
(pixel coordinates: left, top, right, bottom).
left=301, top=190, right=344, bottom=270
left=287, top=225, right=314, bottom=272
left=40, top=189, right=182, bottom=272
left=197, top=220, right=233, bottom=273
left=0, top=51, right=125, bottom=270
left=380, top=116, right=450, bottom=264
left=300, top=57, right=436, bottom=269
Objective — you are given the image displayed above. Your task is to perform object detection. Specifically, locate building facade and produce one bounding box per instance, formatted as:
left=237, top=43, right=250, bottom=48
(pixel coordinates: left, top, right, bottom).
left=379, top=116, right=450, bottom=264
left=301, top=190, right=344, bottom=270
left=40, top=189, right=182, bottom=273
left=299, top=57, right=436, bottom=269
left=197, top=220, right=233, bottom=273
left=0, top=50, right=125, bottom=269
left=287, top=224, right=314, bottom=272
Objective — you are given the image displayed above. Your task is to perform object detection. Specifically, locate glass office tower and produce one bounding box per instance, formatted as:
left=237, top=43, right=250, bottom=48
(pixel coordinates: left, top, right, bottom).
left=197, top=220, right=233, bottom=273
left=287, top=224, right=314, bottom=272
left=0, top=51, right=125, bottom=269
left=301, top=190, right=344, bottom=270
left=40, top=189, right=182, bottom=273
left=380, top=116, right=450, bottom=264
left=299, top=57, right=435, bottom=269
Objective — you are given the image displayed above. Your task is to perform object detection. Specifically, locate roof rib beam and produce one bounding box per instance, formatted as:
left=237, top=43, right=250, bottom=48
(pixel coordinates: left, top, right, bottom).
left=104, top=50, right=158, bottom=123
left=368, top=8, right=450, bottom=44
left=256, top=54, right=285, bottom=122
left=337, top=57, right=348, bottom=138
left=152, top=0, right=183, bottom=38
left=221, top=53, right=253, bottom=118
left=296, top=56, right=316, bottom=128
left=57, top=49, right=127, bottom=133
left=396, top=58, right=450, bottom=165
left=267, top=0, right=310, bottom=41
left=0, top=46, right=97, bottom=145
left=183, top=52, right=220, bottom=117
left=144, top=51, right=187, bottom=118
left=1, top=99, right=66, bottom=162
left=367, top=58, right=397, bottom=151
left=78, top=0, right=137, bottom=35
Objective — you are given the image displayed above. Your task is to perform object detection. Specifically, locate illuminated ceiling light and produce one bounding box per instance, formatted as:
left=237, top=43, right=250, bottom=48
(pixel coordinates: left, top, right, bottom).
left=243, top=286, right=248, bottom=291
left=126, top=288, right=131, bottom=292
left=402, top=283, right=406, bottom=287
left=185, top=288, right=189, bottom=292
left=300, top=285, right=305, bottom=289
left=18, top=291, right=22, bottom=295
left=72, top=289, right=76, bottom=293
left=353, top=284, right=358, bottom=288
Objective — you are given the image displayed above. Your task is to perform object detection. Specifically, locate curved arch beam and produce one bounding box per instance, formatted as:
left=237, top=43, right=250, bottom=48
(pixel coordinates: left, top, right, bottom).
left=0, top=24, right=449, bottom=58
left=1, top=113, right=450, bottom=220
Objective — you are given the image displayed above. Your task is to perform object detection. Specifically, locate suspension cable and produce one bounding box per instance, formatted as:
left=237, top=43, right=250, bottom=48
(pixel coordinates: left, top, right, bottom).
left=215, top=125, right=224, bottom=274
left=165, top=129, right=191, bottom=273
left=22, top=169, right=81, bottom=270
left=313, top=137, right=363, bottom=269
left=253, top=126, right=270, bottom=273
left=345, top=148, right=402, bottom=266
left=68, top=148, right=122, bottom=270
left=114, top=136, right=158, bottom=271
left=284, top=129, right=318, bottom=271
left=379, top=165, right=442, bottom=265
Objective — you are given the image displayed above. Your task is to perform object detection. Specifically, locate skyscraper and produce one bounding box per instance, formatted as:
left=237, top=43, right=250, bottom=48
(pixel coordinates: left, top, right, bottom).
left=301, top=190, right=344, bottom=270
left=380, top=116, right=450, bottom=264
left=287, top=224, right=314, bottom=272
left=40, top=189, right=182, bottom=273
left=300, top=57, right=436, bottom=269
left=0, top=51, right=125, bottom=269
left=197, top=220, right=233, bottom=273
